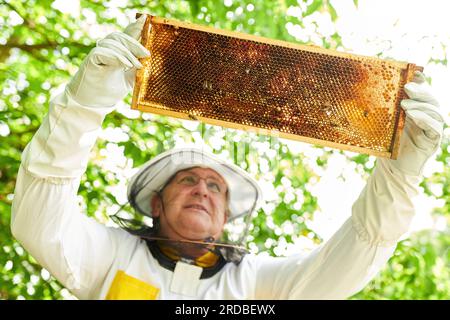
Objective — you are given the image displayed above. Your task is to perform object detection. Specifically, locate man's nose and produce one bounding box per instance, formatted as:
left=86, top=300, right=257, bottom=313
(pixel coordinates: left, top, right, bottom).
left=191, top=179, right=209, bottom=198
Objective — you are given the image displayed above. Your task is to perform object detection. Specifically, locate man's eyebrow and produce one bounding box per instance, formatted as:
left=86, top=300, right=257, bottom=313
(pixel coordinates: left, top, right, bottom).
left=182, top=170, right=225, bottom=183
left=206, top=176, right=224, bottom=183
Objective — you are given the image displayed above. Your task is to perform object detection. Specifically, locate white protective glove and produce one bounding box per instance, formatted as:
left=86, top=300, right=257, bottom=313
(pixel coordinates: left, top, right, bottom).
left=384, top=71, right=445, bottom=176
left=67, top=14, right=150, bottom=108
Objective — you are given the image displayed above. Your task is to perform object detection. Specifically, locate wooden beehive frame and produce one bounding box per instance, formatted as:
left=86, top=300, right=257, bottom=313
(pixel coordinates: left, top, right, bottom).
left=132, top=15, right=422, bottom=159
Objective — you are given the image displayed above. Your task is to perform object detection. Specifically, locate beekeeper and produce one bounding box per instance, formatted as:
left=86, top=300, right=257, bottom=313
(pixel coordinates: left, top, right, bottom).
left=11, top=15, right=444, bottom=300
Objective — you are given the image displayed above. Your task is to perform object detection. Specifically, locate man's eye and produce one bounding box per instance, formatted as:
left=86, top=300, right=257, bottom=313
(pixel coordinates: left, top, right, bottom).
left=208, top=182, right=221, bottom=193
left=180, top=176, right=196, bottom=184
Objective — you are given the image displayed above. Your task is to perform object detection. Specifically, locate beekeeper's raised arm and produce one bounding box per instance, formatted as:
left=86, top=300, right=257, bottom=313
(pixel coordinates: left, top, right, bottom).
left=11, top=15, right=150, bottom=298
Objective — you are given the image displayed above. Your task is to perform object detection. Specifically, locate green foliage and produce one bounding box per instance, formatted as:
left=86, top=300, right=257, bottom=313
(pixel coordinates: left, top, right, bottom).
left=421, top=123, right=450, bottom=219
left=0, top=0, right=448, bottom=300
left=351, top=230, right=450, bottom=300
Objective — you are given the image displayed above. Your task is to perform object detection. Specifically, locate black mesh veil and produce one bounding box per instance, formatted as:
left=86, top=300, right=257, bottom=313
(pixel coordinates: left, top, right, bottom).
left=111, top=149, right=261, bottom=265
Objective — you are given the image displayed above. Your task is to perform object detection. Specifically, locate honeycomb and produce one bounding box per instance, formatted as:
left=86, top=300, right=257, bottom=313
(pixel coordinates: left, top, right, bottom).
left=132, top=15, right=422, bottom=159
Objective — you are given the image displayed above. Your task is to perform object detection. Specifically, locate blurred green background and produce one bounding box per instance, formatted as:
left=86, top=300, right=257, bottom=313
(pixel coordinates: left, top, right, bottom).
left=0, top=0, right=449, bottom=300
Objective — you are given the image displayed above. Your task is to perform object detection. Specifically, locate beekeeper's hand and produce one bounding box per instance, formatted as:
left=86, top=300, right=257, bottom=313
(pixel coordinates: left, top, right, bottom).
left=383, top=71, right=445, bottom=176
left=67, top=14, right=150, bottom=108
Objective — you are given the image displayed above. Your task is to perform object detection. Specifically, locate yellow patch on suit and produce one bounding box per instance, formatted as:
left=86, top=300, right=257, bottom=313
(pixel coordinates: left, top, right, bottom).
left=105, top=270, right=160, bottom=300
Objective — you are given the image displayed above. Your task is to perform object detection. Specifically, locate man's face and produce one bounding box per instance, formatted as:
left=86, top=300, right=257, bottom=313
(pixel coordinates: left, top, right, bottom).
left=151, top=167, right=228, bottom=241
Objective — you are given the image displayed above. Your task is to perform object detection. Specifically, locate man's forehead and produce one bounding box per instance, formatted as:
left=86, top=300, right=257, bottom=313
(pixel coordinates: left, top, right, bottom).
left=178, top=167, right=226, bottom=182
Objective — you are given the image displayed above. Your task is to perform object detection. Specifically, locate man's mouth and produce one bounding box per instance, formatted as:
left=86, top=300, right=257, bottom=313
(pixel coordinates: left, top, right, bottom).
left=185, top=204, right=209, bottom=214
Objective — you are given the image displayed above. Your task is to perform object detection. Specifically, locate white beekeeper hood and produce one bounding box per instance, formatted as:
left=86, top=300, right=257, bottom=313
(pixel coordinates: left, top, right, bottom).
left=127, top=147, right=262, bottom=220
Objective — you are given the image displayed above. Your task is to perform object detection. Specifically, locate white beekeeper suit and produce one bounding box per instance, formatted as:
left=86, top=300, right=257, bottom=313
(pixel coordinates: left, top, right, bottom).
left=10, top=15, right=444, bottom=300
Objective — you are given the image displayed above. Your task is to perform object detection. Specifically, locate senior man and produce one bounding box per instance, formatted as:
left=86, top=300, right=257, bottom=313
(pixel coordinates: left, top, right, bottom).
left=11, top=15, right=444, bottom=300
